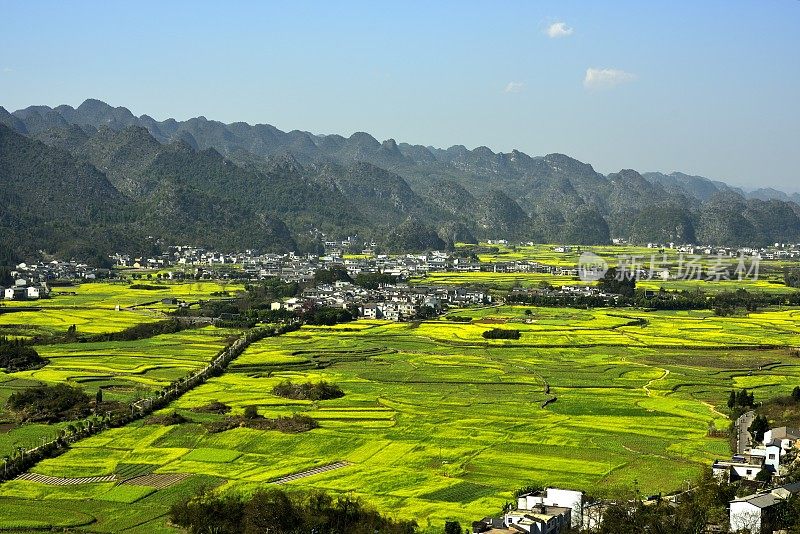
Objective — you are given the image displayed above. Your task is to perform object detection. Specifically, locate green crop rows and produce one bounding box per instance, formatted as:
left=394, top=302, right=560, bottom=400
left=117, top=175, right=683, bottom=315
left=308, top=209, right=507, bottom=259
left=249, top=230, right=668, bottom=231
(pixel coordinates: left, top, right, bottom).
left=3, top=288, right=800, bottom=530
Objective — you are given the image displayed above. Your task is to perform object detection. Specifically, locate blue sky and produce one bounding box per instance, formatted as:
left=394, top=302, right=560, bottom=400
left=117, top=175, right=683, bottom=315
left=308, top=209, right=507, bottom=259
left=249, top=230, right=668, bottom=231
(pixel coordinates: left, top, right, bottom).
left=1, top=1, right=798, bottom=190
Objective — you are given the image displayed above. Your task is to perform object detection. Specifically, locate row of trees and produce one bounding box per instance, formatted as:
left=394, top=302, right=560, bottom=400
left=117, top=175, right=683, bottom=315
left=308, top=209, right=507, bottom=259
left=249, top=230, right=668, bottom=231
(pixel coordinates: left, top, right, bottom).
left=727, top=389, right=756, bottom=410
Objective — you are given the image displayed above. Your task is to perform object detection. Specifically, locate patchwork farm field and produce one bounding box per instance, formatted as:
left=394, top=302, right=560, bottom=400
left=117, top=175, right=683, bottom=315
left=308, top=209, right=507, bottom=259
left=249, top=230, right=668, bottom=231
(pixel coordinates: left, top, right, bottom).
left=448, top=242, right=795, bottom=293
left=0, top=281, right=243, bottom=339
left=0, top=282, right=243, bottom=458
left=4, top=305, right=800, bottom=531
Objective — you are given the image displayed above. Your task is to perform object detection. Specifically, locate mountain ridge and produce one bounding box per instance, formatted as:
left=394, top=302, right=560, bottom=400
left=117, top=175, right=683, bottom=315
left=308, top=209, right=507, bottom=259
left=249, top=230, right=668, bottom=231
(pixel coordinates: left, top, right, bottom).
left=1, top=99, right=799, bottom=261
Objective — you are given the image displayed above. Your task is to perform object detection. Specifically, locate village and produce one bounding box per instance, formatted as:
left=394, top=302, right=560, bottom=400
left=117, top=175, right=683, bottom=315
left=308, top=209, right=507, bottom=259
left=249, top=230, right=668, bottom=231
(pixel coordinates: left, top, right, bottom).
left=106, top=240, right=800, bottom=284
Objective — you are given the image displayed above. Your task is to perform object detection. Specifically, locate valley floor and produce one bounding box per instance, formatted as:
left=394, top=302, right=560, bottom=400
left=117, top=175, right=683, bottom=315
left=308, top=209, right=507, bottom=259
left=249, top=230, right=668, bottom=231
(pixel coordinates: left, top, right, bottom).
left=3, top=296, right=800, bottom=530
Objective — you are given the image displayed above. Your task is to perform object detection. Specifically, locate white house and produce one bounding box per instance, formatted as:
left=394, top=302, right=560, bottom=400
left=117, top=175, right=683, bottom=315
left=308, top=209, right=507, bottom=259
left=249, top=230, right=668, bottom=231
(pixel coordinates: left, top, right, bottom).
left=26, top=286, right=40, bottom=300
left=283, top=298, right=303, bottom=312
left=3, top=288, right=14, bottom=300
left=730, top=482, right=800, bottom=533
left=503, top=506, right=571, bottom=534
left=712, top=454, right=765, bottom=482
left=763, top=427, right=800, bottom=451
left=747, top=443, right=783, bottom=473
left=517, top=488, right=584, bottom=528
left=361, top=303, right=379, bottom=320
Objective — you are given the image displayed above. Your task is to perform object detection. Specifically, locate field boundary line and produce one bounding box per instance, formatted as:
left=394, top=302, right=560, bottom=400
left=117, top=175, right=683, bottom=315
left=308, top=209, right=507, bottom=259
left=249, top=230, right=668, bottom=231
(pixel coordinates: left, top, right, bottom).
left=272, top=461, right=352, bottom=485
left=14, top=472, right=117, bottom=485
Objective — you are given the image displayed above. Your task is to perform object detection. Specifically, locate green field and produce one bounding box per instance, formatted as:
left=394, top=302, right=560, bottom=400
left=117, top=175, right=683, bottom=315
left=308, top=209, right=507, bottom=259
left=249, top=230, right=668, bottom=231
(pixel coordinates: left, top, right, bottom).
left=444, top=242, right=796, bottom=293
left=4, top=305, right=800, bottom=530
left=0, top=282, right=242, bottom=457
left=0, top=281, right=244, bottom=340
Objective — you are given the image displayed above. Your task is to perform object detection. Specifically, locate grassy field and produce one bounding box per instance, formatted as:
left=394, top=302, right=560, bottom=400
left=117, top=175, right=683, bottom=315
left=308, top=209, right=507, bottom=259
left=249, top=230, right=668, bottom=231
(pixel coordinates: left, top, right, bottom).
left=4, top=306, right=800, bottom=530
left=448, top=242, right=795, bottom=293
left=0, top=281, right=244, bottom=340
left=0, top=282, right=243, bottom=458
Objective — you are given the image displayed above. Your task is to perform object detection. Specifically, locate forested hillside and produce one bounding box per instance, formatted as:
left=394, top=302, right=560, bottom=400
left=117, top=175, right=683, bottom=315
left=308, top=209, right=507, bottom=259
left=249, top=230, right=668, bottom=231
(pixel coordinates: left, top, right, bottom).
left=1, top=99, right=799, bottom=261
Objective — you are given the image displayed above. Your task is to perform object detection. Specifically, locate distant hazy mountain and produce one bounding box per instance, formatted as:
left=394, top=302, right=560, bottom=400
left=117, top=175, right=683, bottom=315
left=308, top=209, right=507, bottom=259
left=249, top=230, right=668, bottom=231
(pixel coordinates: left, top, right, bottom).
left=1, top=98, right=799, bottom=260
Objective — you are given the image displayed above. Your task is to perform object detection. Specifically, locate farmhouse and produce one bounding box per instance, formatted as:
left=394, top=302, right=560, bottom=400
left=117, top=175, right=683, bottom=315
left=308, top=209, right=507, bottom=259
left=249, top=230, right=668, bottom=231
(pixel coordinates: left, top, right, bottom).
left=2, top=285, right=46, bottom=301
left=763, top=427, right=800, bottom=449
left=473, top=488, right=588, bottom=533
left=712, top=454, right=765, bottom=482
left=713, top=425, right=800, bottom=483
left=729, top=482, right=800, bottom=533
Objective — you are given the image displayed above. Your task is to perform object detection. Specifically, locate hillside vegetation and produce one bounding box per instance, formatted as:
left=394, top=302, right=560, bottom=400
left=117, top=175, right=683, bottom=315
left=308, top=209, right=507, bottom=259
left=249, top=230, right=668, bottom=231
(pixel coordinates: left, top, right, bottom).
left=3, top=99, right=800, bottom=261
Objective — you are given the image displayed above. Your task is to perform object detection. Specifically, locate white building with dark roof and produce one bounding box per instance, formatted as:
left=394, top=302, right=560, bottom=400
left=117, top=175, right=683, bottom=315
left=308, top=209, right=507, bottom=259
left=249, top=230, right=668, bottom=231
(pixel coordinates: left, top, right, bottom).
left=729, top=482, right=800, bottom=533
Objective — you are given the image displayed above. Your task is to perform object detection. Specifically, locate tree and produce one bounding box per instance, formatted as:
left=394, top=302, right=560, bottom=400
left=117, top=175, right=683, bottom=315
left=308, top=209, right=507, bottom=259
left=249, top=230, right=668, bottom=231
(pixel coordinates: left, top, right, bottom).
left=728, top=390, right=736, bottom=409
left=415, top=305, right=437, bottom=320
left=755, top=467, right=772, bottom=482
left=95, top=389, right=103, bottom=405
left=792, top=386, right=800, bottom=402
left=736, top=388, right=755, bottom=408
left=597, top=267, right=636, bottom=298
left=243, top=405, right=259, bottom=420
left=444, top=521, right=462, bottom=534
left=313, top=267, right=352, bottom=285
left=749, top=414, right=770, bottom=443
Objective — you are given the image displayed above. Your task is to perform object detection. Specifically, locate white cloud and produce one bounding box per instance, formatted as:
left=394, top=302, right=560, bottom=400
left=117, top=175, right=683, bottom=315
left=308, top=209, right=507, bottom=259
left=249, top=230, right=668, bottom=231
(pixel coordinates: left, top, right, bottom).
left=504, top=81, right=525, bottom=93
left=546, top=22, right=573, bottom=38
left=583, top=68, right=636, bottom=89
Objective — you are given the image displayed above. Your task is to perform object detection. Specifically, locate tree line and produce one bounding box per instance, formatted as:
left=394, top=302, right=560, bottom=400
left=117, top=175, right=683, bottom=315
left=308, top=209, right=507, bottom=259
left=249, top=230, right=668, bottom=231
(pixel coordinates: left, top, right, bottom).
left=169, top=486, right=418, bottom=534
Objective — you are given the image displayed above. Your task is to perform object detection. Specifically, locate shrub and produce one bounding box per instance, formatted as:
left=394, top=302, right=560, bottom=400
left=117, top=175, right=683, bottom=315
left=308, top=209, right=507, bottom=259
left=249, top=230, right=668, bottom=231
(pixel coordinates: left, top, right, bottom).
left=191, top=401, right=232, bottom=414
left=271, top=380, right=344, bottom=401
left=482, top=328, right=521, bottom=340
left=7, top=383, right=92, bottom=423
left=0, top=337, right=47, bottom=372
left=146, top=411, right=190, bottom=425
left=204, top=414, right=319, bottom=435
left=245, top=414, right=319, bottom=433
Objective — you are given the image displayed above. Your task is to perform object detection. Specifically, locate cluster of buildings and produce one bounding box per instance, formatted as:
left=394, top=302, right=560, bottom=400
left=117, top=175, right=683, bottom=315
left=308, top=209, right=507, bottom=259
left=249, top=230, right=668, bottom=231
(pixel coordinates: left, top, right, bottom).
left=2, top=280, right=48, bottom=301
left=6, top=260, right=110, bottom=283
left=713, top=426, right=799, bottom=483
left=643, top=241, right=800, bottom=260
left=474, top=426, right=800, bottom=534
left=472, top=487, right=601, bottom=534
left=106, top=240, right=800, bottom=288
left=271, top=281, right=491, bottom=321
left=111, top=246, right=586, bottom=283
left=729, top=482, right=800, bottom=533
left=1, top=260, right=115, bottom=301
left=711, top=425, right=800, bottom=532
left=509, top=285, right=620, bottom=303
left=472, top=476, right=800, bottom=534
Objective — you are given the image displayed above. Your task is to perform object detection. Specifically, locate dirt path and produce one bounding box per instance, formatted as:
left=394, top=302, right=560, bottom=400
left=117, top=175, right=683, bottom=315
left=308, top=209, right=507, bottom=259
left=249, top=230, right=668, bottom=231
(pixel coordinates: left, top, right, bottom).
left=736, top=410, right=755, bottom=454
left=643, top=368, right=670, bottom=397
left=701, top=401, right=727, bottom=420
